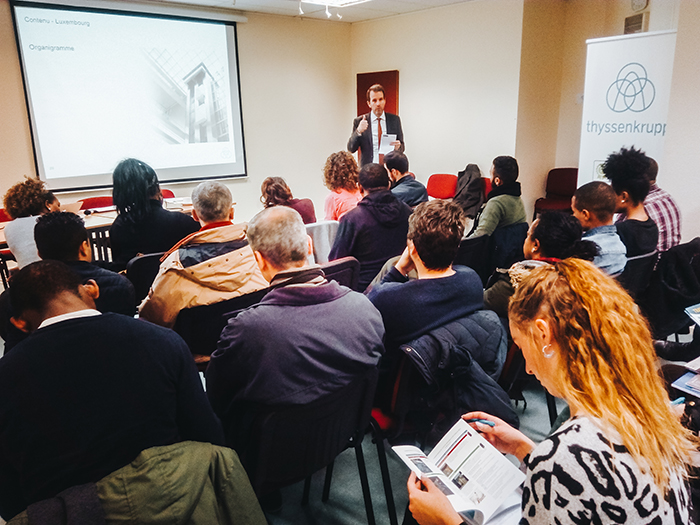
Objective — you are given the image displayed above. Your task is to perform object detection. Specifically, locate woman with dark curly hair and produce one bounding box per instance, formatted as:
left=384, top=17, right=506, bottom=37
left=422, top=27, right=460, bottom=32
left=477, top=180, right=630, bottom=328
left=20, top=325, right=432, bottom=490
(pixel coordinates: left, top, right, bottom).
left=109, top=158, right=198, bottom=270
left=3, top=177, right=60, bottom=268
left=260, top=177, right=316, bottom=224
left=323, top=151, right=361, bottom=220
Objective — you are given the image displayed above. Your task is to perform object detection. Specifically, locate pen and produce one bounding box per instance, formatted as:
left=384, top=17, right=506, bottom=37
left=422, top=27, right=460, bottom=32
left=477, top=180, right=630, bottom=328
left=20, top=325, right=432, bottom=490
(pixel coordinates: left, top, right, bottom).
left=465, top=418, right=495, bottom=427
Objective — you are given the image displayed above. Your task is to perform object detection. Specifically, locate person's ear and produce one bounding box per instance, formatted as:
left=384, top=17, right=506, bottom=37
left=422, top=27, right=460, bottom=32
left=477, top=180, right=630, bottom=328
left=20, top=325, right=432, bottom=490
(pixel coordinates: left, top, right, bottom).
left=81, top=279, right=100, bottom=301
left=10, top=316, right=31, bottom=334
left=619, top=190, right=630, bottom=204
left=229, top=207, right=235, bottom=221
left=192, top=209, right=199, bottom=222
left=358, top=184, right=367, bottom=196
left=306, top=235, right=314, bottom=258
left=253, top=250, right=273, bottom=282
left=78, top=240, right=92, bottom=262
left=534, top=318, right=553, bottom=346
left=493, top=176, right=502, bottom=187
left=531, top=238, right=541, bottom=255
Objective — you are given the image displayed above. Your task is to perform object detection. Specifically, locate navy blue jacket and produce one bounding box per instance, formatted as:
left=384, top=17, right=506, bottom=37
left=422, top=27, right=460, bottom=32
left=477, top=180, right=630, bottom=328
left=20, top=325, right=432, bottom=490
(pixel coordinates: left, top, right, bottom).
left=329, top=190, right=412, bottom=291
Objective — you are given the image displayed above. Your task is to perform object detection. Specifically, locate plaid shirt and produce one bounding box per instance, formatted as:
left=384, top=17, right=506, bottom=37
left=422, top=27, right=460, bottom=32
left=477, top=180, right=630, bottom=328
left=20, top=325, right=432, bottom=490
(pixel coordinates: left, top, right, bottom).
left=644, top=183, right=681, bottom=252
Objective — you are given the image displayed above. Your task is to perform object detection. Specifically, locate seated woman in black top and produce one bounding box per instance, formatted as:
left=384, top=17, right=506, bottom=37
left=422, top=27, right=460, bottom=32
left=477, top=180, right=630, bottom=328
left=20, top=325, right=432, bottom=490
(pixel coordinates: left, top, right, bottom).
left=109, top=159, right=199, bottom=270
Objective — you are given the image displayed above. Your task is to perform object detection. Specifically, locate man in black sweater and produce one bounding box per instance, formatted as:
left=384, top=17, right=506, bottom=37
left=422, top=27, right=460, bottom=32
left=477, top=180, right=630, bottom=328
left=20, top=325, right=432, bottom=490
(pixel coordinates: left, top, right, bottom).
left=0, top=261, right=223, bottom=520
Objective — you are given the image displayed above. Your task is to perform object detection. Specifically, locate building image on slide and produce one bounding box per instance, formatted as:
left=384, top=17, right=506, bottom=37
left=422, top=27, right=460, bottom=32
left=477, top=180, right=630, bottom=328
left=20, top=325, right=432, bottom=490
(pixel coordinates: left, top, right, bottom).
left=144, top=48, right=231, bottom=145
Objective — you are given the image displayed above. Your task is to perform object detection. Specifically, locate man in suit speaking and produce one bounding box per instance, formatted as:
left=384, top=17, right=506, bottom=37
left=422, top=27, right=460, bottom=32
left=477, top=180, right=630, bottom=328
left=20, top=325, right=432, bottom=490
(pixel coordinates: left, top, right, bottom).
left=348, top=84, right=404, bottom=167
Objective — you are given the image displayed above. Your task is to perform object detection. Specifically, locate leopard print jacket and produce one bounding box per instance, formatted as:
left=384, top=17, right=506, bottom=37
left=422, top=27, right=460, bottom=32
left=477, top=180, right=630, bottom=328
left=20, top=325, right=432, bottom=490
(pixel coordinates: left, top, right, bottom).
left=520, top=416, right=691, bottom=525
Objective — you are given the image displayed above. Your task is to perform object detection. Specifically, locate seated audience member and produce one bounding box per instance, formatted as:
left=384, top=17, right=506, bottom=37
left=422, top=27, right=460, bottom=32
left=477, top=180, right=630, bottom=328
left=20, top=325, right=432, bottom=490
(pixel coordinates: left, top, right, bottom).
left=603, top=147, right=659, bottom=259
left=329, top=163, right=412, bottom=291
left=139, top=181, right=267, bottom=328
left=206, top=207, right=384, bottom=445
left=2, top=177, right=61, bottom=268
left=384, top=151, right=428, bottom=207
left=453, top=163, right=485, bottom=232
left=35, top=212, right=136, bottom=316
left=467, top=155, right=526, bottom=238
left=260, top=176, right=316, bottom=224
left=323, top=151, right=362, bottom=220
left=484, top=211, right=598, bottom=318
left=644, top=158, right=681, bottom=253
left=407, top=259, right=695, bottom=525
left=0, top=261, right=224, bottom=520
left=572, top=181, right=627, bottom=275
left=109, top=158, right=199, bottom=270
left=367, top=200, right=482, bottom=348
left=616, top=157, right=681, bottom=254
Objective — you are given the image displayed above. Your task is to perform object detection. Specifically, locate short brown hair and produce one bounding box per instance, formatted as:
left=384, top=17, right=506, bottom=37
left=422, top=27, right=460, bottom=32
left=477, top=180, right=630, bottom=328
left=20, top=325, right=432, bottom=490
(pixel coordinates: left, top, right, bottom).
left=408, top=200, right=465, bottom=270
left=323, top=151, right=359, bottom=192
left=366, top=84, right=385, bottom=101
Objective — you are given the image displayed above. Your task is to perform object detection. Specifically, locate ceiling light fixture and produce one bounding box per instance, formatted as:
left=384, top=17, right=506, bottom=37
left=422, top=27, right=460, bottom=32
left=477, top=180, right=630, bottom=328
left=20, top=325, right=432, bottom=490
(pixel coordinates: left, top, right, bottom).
left=325, top=4, right=331, bottom=17
left=336, top=11, right=342, bottom=19
left=298, top=0, right=304, bottom=14
left=302, top=0, right=370, bottom=7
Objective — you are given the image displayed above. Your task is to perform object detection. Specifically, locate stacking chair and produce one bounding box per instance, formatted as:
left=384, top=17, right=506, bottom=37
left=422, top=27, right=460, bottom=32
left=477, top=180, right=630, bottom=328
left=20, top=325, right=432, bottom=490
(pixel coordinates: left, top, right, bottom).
left=426, top=174, right=458, bottom=199
left=453, top=234, right=491, bottom=286
left=125, top=252, right=166, bottom=303
left=78, top=196, right=113, bottom=210
left=161, top=189, right=175, bottom=199
left=616, top=249, right=658, bottom=300
left=235, top=367, right=380, bottom=524
left=321, top=256, right=360, bottom=290
left=532, top=168, right=578, bottom=220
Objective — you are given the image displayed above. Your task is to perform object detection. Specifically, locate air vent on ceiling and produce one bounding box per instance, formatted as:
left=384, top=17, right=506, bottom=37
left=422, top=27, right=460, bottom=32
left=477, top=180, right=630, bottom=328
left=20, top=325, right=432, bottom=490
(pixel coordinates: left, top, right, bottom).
left=624, top=12, right=649, bottom=34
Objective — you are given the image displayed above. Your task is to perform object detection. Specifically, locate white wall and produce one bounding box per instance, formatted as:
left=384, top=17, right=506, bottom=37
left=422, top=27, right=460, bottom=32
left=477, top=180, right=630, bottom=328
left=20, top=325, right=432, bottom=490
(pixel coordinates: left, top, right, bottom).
left=350, top=0, right=524, bottom=185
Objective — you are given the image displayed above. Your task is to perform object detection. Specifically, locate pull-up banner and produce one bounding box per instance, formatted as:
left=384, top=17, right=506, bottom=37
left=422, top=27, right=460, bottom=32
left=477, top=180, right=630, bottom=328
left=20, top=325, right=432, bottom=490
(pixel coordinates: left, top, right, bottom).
left=578, top=30, right=676, bottom=183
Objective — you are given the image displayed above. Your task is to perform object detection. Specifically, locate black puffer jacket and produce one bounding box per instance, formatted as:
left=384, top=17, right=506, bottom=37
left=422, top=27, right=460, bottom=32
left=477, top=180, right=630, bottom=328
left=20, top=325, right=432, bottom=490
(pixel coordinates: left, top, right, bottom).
left=397, top=309, right=519, bottom=438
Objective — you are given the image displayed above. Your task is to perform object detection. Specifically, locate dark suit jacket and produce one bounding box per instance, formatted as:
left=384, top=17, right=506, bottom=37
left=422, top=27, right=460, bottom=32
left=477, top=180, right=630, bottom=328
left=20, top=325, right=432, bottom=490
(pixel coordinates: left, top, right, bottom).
left=347, top=112, right=404, bottom=167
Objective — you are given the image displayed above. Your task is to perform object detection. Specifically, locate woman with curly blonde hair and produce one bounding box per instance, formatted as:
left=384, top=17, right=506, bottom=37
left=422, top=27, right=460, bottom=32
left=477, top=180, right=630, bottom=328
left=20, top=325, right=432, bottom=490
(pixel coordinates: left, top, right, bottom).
left=322, top=151, right=361, bottom=220
left=407, top=258, right=696, bottom=525
left=3, top=177, right=60, bottom=268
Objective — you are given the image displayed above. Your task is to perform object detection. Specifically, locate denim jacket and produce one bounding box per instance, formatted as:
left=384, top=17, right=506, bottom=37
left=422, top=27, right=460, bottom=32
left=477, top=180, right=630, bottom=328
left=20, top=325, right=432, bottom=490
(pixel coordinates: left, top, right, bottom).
left=583, top=225, right=627, bottom=275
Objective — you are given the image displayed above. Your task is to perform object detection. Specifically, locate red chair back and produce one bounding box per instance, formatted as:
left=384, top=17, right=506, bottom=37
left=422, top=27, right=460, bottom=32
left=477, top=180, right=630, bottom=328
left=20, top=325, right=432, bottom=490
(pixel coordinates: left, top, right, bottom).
left=0, top=209, right=12, bottom=223
left=482, top=177, right=493, bottom=201
left=161, top=189, right=175, bottom=199
left=426, top=174, right=458, bottom=199
left=79, top=196, right=113, bottom=210
left=545, top=168, right=578, bottom=198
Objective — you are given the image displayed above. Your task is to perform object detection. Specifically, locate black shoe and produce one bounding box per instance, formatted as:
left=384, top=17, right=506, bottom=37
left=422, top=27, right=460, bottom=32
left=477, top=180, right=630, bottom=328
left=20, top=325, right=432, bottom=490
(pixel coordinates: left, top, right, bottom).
left=260, top=489, right=283, bottom=513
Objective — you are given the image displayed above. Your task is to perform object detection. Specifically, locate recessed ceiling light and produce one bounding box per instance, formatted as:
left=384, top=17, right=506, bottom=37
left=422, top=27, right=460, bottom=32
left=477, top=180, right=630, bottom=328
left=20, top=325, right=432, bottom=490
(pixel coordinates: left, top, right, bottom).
left=302, top=0, right=371, bottom=7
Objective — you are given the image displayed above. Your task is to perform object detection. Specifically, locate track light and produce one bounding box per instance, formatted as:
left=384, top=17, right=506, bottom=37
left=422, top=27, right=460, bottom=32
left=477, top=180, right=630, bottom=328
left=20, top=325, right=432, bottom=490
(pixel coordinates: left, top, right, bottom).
left=298, top=0, right=304, bottom=15
left=336, top=11, right=342, bottom=19
left=326, top=4, right=331, bottom=17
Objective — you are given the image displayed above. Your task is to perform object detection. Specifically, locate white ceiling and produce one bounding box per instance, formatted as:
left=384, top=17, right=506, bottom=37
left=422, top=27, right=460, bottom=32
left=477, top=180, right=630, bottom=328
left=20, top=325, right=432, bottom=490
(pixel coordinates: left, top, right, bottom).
left=142, top=0, right=473, bottom=23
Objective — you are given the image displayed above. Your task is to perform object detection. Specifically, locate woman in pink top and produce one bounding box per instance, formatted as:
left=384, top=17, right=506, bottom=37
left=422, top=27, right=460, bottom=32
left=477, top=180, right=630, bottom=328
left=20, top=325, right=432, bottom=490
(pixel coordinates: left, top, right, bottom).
left=323, top=151, right=362, bottom=221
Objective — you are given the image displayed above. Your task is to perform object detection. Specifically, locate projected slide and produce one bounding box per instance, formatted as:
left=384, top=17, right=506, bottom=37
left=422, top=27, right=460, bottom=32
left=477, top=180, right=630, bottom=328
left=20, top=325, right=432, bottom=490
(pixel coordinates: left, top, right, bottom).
left=13, top=2, right=246, bottom=190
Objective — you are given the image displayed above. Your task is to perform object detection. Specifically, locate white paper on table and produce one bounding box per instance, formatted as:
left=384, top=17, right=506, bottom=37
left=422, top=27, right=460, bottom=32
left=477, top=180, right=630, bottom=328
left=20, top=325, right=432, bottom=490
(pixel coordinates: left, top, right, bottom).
left=379, top=134, right=397, bottom=155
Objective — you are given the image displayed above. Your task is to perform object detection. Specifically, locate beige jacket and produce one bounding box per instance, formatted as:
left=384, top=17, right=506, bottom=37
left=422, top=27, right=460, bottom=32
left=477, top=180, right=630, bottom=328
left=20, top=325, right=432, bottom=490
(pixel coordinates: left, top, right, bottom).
left=138, top=224, right=268, bottom=328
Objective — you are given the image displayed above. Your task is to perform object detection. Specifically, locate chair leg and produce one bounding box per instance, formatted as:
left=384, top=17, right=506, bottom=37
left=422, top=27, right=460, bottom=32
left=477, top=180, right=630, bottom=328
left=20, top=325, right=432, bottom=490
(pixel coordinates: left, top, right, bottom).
left=322, top=460, right=334, bottom=502
left=354, top=440, right=376, bottom=525
left=370, top=419, right=398, bottom=525
left=302, top=476, right=312, bottom=505
left=546, top=392, right=558, bottom=426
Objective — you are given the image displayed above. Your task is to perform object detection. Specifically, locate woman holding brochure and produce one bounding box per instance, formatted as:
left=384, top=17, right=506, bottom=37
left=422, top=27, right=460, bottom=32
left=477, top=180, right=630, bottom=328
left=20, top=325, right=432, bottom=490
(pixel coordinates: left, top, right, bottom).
left=408, top=259, right=696, bottom=525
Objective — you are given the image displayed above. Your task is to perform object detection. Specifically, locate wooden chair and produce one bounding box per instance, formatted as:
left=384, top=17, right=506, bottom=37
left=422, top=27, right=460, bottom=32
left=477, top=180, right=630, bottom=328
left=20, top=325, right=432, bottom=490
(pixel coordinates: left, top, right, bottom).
left=533, top=168, right=578, bottom=220
left=426, top=174, right=458, bottom=199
